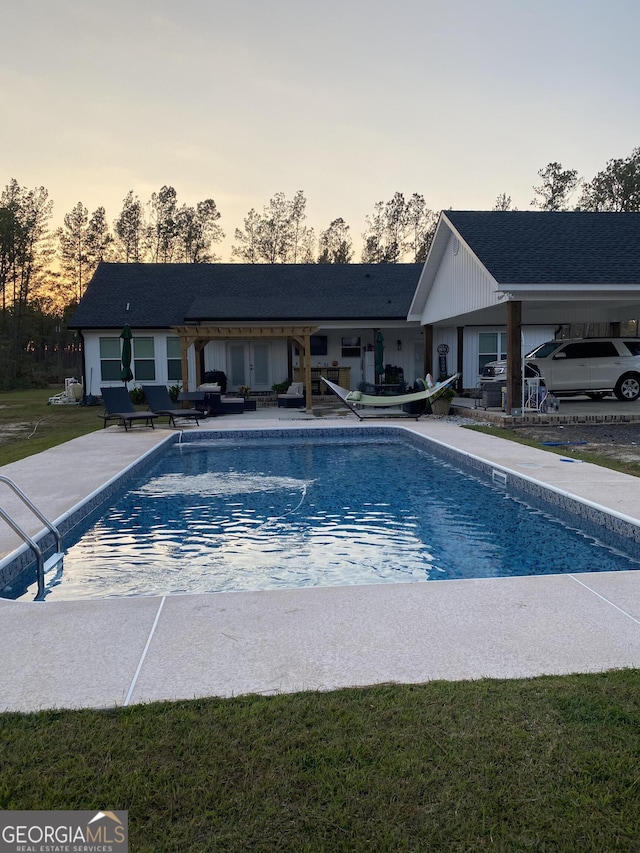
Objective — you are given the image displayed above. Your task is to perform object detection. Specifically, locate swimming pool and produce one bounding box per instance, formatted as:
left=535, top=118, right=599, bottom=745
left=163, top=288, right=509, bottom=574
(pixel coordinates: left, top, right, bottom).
left=6, top=430, right=640, bottom=601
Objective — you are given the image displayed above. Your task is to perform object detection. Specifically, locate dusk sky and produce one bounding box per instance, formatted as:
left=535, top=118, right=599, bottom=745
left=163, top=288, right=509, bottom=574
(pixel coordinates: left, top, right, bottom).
left=3, top=0, right=640, bottom=259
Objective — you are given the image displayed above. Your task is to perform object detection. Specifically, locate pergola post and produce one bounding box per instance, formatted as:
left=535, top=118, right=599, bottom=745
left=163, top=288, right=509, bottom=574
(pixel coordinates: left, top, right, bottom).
left=180, top=337, right=190, bottom=392
left=173, top=324, right=318, bottom=411
left=303, top=333, right=312, bottom=413
left=506, top=300, right=522, bottom=414
left=194, top=340, right=205, bottom=388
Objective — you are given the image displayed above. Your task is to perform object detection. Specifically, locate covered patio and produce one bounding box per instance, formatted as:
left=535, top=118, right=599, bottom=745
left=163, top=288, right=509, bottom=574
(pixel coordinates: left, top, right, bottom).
left=172, top=323, right=319, bottom=414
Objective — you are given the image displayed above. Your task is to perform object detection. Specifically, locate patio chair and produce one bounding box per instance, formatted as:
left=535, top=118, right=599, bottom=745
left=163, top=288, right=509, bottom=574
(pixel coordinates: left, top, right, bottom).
left=142, top=385, right=201, bottom=427
left=277, top=381, right=306, bottom=408
left=99, top=387, right=158, bottom=431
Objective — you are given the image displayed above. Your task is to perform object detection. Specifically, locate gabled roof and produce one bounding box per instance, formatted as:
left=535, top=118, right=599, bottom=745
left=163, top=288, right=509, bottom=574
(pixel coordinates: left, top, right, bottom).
left=69, top=263, right=423, bottom=329
left=444, top=210, right=640, bottom=285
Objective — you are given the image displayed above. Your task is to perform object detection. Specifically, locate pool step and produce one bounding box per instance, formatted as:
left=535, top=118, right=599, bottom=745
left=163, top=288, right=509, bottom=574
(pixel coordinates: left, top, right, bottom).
left=44, top=552, right=64, bottom=574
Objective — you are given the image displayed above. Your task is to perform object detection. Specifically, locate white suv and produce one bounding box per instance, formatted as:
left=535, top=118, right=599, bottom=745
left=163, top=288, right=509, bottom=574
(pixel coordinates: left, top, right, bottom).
left=481, top=338, right=640, bottom=401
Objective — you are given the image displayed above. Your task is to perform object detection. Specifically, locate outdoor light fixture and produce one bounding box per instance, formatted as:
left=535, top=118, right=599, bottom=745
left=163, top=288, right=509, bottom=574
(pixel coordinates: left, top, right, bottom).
left=397, top=340, right=402, bottom=351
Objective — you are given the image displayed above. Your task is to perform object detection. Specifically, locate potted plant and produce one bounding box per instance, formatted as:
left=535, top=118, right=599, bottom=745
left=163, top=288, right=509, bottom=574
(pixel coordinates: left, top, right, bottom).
left=238, top=384, right=250, bottom=398
left=430, top=376, right=457, bottom=415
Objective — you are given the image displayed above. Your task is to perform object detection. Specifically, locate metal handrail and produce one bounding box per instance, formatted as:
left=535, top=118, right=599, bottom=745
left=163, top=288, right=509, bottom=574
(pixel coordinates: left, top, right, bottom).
left=0, top=475, right=62, bottom=600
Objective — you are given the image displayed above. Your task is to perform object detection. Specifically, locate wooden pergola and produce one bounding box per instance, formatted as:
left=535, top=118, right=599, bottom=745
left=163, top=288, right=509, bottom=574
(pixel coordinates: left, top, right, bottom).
left=172, top=324, right=319, bottom=413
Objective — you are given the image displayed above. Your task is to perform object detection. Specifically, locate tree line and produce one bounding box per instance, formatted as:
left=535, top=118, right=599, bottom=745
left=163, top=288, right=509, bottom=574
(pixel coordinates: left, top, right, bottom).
left=1, top=145, right=639, bottom=388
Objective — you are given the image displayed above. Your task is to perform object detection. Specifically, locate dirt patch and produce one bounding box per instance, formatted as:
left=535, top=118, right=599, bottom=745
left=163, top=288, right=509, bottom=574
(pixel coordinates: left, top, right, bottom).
left=513, top=422, right=640, bottom=464
left=0, top=423, right=33, bottom=445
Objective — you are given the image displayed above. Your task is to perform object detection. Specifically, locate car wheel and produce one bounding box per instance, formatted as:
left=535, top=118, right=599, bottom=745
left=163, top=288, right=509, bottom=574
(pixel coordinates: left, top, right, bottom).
left=586, top=392, right=607, bottom=400
left=614, top=373, right=640, bottom=401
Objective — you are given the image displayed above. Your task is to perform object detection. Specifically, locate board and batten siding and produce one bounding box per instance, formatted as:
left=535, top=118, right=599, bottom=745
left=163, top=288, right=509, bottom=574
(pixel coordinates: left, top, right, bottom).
left=421, top=233, right=498, bottom=325
left=460, top=326, right=555, bottom=389
left=429, top=326, right=554, bottom=390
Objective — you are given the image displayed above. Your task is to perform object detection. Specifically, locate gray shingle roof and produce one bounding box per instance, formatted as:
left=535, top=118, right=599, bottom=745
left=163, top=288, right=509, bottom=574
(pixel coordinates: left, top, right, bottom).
left=69, top=263, right=423, bottom=329
left=445, top=211, right=640, bottom=285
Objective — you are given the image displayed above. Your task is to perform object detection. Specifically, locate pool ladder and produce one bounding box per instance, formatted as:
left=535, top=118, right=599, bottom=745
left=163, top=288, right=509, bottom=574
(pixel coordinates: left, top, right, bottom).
left=0, top=475, right=63, bottom=600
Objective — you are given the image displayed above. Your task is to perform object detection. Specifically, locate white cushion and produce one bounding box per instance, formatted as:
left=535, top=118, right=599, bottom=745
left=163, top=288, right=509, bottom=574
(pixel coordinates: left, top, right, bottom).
left=288, top=382, right=304, bottom=395
left=197, top=383, right=221, bottom=392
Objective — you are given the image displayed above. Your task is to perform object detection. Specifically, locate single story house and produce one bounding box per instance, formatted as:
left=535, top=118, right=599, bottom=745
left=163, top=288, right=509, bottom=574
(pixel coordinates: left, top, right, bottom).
left=69, top=212, right=640, bottom=415
left=68, top=263, right=424, bottom=409
left=411, top=210, right=640, bottom=410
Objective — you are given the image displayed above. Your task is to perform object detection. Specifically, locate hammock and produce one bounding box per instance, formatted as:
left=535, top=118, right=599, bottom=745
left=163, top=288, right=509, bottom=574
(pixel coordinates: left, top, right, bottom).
left=321, top=374, right=459, bottom=419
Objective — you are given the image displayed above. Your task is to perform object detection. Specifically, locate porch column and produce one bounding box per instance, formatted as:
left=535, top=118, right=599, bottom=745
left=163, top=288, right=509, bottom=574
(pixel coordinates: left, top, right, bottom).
left=506, top=300, right=522, bottom=415
left=303, top=333, right=312, bottom=413
left=293, top=335, right=313, bottom=413
left=456, top=326, right=464, bottom=392
left=180, top=337, right=190, bottom=392
left=287, top=339, right=293, bottom=382
left=194, top=340, right=206, bottom=388
left=423, top=324, right=434, bottom=379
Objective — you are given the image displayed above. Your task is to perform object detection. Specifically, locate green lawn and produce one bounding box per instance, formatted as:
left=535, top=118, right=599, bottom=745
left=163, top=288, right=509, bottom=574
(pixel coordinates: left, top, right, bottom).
left=2, top=674, right=640, bottom=851
left=0, top=387, right=109, bottom=466
left=2, top=391, right=640, bottom=850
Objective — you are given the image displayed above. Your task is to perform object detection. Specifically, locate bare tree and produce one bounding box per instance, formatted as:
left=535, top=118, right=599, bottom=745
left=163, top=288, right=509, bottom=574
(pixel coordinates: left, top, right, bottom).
left=493, top=193, right=515, bottom=211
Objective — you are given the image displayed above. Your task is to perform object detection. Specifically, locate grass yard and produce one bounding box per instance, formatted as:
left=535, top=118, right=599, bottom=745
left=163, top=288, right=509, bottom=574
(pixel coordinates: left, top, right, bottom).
left=2, top=674, right=640, bottom=851
left=0, top=387, right=107, bottom=466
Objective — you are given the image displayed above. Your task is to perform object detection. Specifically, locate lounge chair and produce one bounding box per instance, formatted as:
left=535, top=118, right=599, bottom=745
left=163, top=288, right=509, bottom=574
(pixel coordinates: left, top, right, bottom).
left=277, top=381, right=305, bottom=408
left=142, top=385, right=201, bottom=427
left=321, top=374, right=459, bottom=420
left=99, top=387, right=158, bottom=431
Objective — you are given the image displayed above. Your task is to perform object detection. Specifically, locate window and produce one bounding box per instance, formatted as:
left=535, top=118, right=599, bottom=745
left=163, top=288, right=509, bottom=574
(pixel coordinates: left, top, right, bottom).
left=310, top=335, right=328, bottom=356
left=166, top=336, right=182, bottom=381
left=133, top=337, right=155, bottom=381
left=100, top=337, right=121, bottom=381
left=341, top=336, right=361, bottom=358
left=478, top=332, right=507, bottom=373
left=294, top=335, right=328, bottom=357
left=559, top=342, right=617, bottom=359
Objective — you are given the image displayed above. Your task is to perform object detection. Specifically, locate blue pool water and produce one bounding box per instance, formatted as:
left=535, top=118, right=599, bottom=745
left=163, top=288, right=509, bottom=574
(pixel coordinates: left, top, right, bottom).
left=12, top=434, right=640, bottom=600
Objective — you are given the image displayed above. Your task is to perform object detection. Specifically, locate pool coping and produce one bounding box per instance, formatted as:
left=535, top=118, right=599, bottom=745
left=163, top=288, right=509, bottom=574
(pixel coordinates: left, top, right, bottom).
left=1, top=416, right=640, bottom=713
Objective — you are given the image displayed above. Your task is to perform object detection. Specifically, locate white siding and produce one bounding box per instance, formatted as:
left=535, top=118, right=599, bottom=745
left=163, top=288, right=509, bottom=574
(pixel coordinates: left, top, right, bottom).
left=84, top=330, right=199, bottom=391
left=291, top=329, right=425, bottom=389
left=421, top=234, right=497, bottom=324
left=83, top=328, right=429, bottom=394
left=432, top=328, right=458, bottom=380
left=461, top=326, right=554, bottom=389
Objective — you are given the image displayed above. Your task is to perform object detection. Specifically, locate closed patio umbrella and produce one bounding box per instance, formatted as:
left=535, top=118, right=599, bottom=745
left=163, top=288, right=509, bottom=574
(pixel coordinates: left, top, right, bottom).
left=375, top=330, right=385, bottom=379
left=120, top=325, right=133, bottom=384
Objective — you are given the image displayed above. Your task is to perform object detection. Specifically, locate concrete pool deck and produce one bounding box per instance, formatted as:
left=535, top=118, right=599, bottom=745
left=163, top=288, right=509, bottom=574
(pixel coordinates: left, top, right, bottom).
left=1, top=411, right=640, bottom=713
